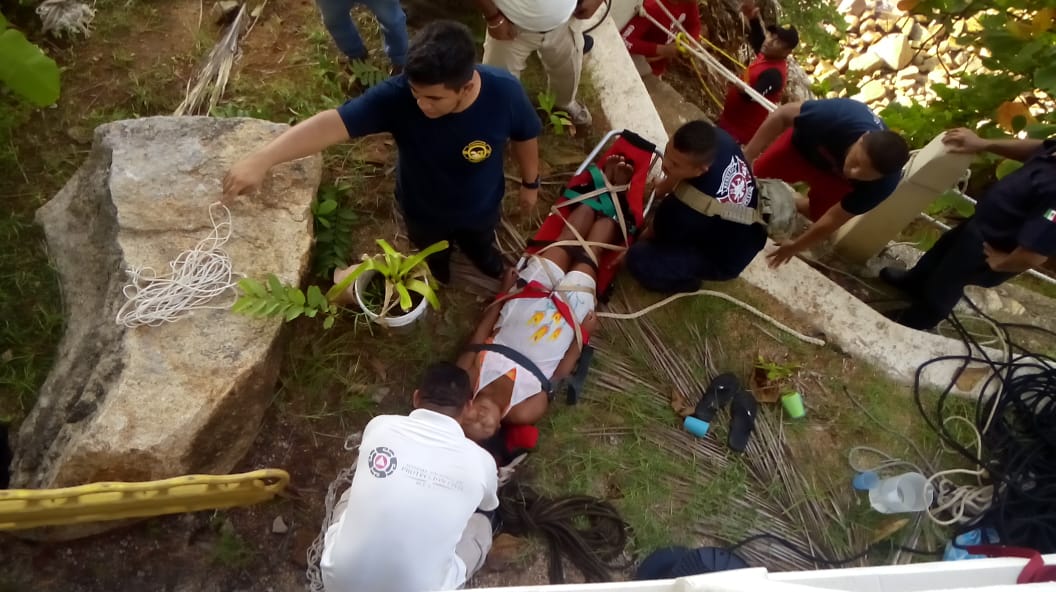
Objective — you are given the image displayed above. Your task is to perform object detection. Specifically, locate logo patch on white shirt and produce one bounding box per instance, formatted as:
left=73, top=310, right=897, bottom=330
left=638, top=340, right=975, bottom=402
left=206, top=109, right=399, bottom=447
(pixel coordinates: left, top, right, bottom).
left=716, top=156, right=754, bottom=206
left=368, top=446, right=398, bottom=478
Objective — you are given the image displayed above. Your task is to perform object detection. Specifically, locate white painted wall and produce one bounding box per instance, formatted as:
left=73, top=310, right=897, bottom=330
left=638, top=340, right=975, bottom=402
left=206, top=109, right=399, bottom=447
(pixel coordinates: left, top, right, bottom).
left=473, top=557, right=1056, bottom=592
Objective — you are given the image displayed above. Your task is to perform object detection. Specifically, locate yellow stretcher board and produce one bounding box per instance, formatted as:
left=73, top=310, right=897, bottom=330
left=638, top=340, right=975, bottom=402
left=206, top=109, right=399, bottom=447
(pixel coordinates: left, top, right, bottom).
left=0, top=469, right=289, bottom=531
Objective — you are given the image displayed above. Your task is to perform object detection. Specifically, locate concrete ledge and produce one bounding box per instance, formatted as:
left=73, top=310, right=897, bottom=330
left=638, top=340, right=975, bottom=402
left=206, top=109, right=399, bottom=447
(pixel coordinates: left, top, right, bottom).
left=583, top=17, right=668, bottom=154
left=583, top=18, right=993, bottom=395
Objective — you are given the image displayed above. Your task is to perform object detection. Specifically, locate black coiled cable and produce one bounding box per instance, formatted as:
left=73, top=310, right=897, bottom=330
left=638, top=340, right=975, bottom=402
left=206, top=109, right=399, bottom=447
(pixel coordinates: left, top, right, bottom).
left=498, top=480, right=632, bottom=583
left=913, top=299, right=1056, bottom=552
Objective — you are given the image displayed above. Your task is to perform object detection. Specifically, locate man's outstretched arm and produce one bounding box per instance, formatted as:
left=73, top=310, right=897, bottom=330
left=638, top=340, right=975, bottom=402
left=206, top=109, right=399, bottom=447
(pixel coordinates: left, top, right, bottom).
left=223, top=110, right=350, bottom=200
left=943, top=128, right=1044, bottom=163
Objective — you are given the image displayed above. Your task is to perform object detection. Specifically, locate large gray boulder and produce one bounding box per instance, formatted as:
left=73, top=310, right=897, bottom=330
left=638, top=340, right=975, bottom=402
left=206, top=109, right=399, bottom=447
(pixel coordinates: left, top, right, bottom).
left=12, top=116, right=320, bottom=537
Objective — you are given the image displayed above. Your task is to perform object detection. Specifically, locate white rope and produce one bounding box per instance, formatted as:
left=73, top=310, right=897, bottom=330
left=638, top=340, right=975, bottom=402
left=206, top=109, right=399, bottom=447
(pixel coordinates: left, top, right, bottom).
left=115, top=203, right=240, bottom=327
left=639, top=3, right=778, bottom=113
left=597, top=289, right=825, bottom=346
left=848, top=415, right=993, bottom=527
left=306, top=432, right=362, bottom=592
left=36, top=0, right=96, bottom=38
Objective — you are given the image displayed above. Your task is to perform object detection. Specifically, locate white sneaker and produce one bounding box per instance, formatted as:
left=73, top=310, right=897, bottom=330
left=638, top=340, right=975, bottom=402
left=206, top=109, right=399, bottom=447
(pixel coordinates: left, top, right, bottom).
left=563, top=101, right=593, bottom=126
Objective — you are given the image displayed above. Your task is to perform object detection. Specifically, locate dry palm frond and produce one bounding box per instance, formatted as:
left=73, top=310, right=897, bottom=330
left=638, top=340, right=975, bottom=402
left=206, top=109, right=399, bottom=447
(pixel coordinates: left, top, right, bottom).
left=174, top=3, right=249, bottom=116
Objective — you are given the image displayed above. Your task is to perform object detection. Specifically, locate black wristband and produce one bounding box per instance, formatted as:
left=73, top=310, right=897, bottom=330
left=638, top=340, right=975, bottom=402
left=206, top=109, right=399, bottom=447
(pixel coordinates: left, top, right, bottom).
left=521, top=175, right=541, bottom=189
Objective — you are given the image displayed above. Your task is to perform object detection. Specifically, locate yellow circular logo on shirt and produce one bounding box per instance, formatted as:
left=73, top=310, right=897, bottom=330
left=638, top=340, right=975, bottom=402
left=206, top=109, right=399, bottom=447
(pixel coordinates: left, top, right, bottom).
left=462, top=140, right=492, bottom=163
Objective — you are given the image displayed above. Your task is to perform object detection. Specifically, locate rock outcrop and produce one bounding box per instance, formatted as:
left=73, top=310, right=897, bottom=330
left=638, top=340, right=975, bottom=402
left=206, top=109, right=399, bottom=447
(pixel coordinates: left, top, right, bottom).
left=13, top=116, right=320, bottom=538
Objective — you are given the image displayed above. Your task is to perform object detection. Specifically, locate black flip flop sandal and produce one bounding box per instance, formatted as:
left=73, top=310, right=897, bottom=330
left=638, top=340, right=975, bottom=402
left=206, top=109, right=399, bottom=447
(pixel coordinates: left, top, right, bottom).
left=692, top=373, right=739, bottom=423
left=728, top=389, right=758, bottom=453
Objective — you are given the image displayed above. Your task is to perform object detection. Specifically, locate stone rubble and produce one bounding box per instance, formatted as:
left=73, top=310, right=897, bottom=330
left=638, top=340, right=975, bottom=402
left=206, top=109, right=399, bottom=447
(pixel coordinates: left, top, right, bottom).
left=804, top=0, right=1054, bottom=117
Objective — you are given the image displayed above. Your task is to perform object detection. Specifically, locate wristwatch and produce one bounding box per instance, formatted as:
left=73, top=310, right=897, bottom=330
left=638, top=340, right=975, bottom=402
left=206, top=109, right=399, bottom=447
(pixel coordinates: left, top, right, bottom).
left=521, top=175, right=541, bottom=189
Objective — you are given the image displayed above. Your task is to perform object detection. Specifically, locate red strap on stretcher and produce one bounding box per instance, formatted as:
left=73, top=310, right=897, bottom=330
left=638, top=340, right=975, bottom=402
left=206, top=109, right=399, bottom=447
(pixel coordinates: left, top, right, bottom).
left=495, top=280, right=591, bottom=345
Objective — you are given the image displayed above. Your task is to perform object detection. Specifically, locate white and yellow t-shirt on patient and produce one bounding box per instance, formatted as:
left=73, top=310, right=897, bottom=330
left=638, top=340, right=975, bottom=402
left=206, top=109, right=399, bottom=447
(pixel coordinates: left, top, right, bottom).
left=477, top=257, right=596, bottom=410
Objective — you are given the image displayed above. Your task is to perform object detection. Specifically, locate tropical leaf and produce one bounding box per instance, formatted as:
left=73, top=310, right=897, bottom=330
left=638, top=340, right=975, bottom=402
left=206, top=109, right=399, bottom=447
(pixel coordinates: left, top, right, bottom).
left=315, top=198, right=338, bottom=215
left=405, top=278, right=441, bottom=310
left=326, top=260, right=378, bottom=301
left=397, top=240, right=449, bottom=276
left=307, top=285, right=326, bottom=309
left=0, top=27, right=61, bottom=106
left=238, top=278, right=268, bottom=298
left=284, top=305, right=304, bottom=321
left=267, top=274, right=284, bottom=296
left=286, top=286, right=306, bottom=306
left=231, top=295, right=258, bottom=313
left=323, top=315, right=335, bottom=329
left=395, top=282, right=413, bottom=312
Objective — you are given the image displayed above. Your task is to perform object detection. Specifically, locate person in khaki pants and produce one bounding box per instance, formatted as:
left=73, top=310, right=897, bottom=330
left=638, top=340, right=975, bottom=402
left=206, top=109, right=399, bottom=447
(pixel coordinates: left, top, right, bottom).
left=475, top=0, right=604, bottom=126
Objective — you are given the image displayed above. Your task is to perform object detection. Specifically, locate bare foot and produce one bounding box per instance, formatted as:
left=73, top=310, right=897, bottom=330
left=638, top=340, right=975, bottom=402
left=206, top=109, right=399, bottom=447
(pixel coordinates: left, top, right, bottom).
left=602, top=154, right=634, bottom=187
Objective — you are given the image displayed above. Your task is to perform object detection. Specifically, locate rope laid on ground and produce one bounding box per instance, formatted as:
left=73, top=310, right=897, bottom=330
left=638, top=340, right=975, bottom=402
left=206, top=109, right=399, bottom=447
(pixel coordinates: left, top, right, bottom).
left=597, top=289, right=825, bottom=346
left=115, top=203, right=240, bottom=327
left=498, top=481, right=631, bottom=584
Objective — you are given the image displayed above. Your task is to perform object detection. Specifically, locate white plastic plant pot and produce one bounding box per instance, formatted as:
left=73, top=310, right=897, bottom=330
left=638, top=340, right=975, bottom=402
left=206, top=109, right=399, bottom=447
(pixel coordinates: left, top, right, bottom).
left=353, top=270, right=428, bottom=332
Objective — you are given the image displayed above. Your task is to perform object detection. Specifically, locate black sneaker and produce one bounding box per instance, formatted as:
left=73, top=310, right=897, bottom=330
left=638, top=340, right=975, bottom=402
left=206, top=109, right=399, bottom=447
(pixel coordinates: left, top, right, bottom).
left=476, top=248, right=505, bottom=279
left=879, top=266, right=912, bottom=291
left=429, top=260, right=452, bottom=285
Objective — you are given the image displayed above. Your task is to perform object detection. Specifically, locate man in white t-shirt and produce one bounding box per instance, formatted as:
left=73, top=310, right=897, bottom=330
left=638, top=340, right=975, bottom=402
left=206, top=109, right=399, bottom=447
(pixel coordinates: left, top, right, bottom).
left=474, top=0, right=604, bottom=126
left=320, top=363, right=500, bottom=592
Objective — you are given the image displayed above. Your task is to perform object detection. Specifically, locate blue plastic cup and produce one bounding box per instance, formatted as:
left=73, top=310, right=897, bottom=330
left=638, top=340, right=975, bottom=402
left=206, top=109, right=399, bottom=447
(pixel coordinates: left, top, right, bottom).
left=852, top=471, right=880, bottom=491
left=683, top=416, right=711, bottom=438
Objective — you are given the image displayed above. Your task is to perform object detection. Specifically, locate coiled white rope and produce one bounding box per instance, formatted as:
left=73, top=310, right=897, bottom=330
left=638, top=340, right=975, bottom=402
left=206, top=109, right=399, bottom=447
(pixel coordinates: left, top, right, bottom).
left=36, top=0, right=96, bottom=38
left=115, top=203, right=240, bottom=328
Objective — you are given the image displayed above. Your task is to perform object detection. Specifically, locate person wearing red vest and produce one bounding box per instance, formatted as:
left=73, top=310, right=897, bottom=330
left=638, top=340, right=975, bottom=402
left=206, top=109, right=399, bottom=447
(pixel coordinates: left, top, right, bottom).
left=620, top=0, right=702, bottom=77
left=717, top=0, right=798, bottom=145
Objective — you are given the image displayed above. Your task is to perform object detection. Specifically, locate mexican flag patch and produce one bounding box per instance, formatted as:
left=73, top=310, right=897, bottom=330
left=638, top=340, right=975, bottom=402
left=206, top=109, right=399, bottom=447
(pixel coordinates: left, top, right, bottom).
left=1046, top=209, right=1056, bottom=223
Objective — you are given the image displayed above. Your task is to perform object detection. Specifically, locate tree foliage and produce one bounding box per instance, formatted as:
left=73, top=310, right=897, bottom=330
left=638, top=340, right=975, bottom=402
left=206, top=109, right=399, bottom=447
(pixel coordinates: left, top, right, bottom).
left=881, top=1, right=1056, bottom=151
left=0, top=11, right=61, bottom=106
left=776, top=0, right=847, bottom=61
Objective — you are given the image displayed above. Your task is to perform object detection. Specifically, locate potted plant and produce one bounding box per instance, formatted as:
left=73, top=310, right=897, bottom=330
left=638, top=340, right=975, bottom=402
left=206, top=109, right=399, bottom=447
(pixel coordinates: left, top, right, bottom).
left=232, top=239, right=448, bottom=331
left=749, top=355, right=799, bottom=403
left=331, top=239, right=448, bottom=330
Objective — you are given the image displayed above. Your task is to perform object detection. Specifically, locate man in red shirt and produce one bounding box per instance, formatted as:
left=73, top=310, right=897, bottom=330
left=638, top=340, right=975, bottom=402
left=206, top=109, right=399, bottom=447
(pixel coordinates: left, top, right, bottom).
left=717, top=0, right=798, bottom=145
left=620, top=0, right=701, bottom=77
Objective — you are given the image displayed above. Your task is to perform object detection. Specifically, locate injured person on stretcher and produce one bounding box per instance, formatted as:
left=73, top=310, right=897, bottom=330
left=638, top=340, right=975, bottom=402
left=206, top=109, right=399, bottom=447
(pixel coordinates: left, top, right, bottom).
left=456, top=155, right=635, bottom=442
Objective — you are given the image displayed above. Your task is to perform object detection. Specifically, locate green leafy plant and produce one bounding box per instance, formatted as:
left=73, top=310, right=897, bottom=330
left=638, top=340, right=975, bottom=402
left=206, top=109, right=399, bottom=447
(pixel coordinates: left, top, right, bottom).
left=537, top=90, right=573, bottom=136
left=754, top=356, right=799, bottom=382
left=348, top=60, right=387, bottom=89
left=0, top=11, right=61, bottom=106
left=312, top=183, right=358, bottom=278
left=778, top=0, right=847, bottom=61
left=232, top=239, right=448, bottom=329
left=234, top=275, right=341, bottom=328
left=331, top=239, right=448, bottom=318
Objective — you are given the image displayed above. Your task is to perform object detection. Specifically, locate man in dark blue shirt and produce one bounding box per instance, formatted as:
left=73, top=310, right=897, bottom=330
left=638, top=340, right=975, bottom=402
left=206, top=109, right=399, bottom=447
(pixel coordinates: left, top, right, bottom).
left=224, top=21, right=542, bottom=282
left=743, top=98, right=909, bottom=268
left=627, top=121, right=767, bottom=293
left=881, top=128, right=1056, bottom=330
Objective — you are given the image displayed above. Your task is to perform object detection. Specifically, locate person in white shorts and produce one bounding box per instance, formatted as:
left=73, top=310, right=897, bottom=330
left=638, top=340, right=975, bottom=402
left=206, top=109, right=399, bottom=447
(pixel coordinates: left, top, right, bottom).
left=458, top=156, right=634, bottom=441
left=473, top=0, right=604, bottom=126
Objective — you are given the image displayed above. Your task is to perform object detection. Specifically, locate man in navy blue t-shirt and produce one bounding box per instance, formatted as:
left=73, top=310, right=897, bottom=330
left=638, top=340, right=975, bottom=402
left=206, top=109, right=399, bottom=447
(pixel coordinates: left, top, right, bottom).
left=743, top=98, right=909, bottom=268
left=881, top=128, right=1056, bottom=330
left=627, top=121, right=767, bottom=293
left=223, top=21, right=542, bottom=282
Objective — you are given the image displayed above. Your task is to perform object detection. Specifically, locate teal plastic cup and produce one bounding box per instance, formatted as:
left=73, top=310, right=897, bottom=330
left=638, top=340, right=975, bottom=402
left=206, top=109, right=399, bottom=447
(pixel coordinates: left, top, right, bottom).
left=781, top=391, right=806, bottom=419
left=683, top=416, right=711, bottom=438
